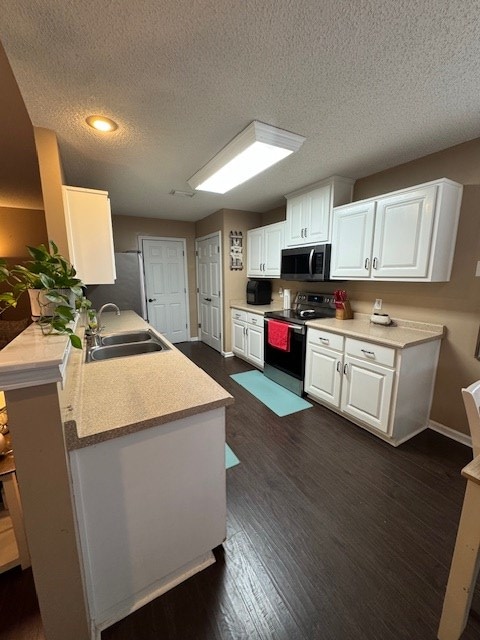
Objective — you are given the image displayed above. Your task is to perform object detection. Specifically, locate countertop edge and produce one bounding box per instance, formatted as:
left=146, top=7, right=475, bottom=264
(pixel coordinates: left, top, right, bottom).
left=65, top=395, right=234, bottom=451
left=305, top=317, right=444, bottom=348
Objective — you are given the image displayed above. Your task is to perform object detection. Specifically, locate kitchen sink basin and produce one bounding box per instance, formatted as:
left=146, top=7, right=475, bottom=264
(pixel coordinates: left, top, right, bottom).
left=100, top=330, right=153, bottom=346
left=86, top=329, right=170, bottom=362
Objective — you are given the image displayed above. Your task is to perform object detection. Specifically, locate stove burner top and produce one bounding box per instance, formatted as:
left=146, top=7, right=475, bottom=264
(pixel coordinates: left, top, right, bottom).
left=264, top=292, right=336, bottom=325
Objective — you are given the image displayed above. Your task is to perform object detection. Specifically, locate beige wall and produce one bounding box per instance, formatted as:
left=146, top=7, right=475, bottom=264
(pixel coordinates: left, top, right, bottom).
left=260, top=205, right=286, bottom=226
left=0, top=42, right=43, bottom=210
left=112, top=215, right=198, bottom=334
left=0, top=205, right=48, bottom=319
left=34, top=127, right=69, bottom=258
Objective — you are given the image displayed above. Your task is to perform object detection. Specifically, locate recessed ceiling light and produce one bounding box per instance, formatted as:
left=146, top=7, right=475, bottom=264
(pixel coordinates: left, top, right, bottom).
left=85, top=115, right=118, bottom=132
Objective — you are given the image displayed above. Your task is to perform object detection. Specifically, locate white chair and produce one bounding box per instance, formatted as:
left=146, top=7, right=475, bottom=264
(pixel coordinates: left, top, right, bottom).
left=462, top=380, right=480, bottom=457
left=437, top=380, right=480, bottom=639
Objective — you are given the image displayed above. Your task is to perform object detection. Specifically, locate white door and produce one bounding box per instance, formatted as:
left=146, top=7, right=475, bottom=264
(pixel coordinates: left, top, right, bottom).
left=341, top=355, right=394, bottom=433
left=372, top=185, right=437, bottom=279
left=285, top=195, right=308, bottom=246
left=263, top=222, right=284, bottom=278
left=305, top=345, right=342, bottom=407
left=307, top=184, right=332, bottom=244
left=246, top=324, right=264, bottom=369
left=330, top=201, right=376, bottom=279
left=247, top=228, right=264, bottom=277
left=197, top=234, right=222, bottom=353
left=231, top=319, right=247, bottom=356
left=142, top=239, right=188, bottom=343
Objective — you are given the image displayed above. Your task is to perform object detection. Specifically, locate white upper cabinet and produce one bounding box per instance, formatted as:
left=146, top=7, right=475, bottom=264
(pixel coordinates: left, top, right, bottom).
left=247, top=222, right=284, bottom=278
left=285, top=176, right=355, bottom=247
left=331, top=178, right=463, bottom=281
left=62, top=186, right=116, bottom=285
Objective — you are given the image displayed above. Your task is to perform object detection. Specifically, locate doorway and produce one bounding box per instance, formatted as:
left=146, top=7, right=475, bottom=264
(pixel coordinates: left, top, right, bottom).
left=141, top=237, right=189, bottom=343
left=196, top=232, right=222, bottom=353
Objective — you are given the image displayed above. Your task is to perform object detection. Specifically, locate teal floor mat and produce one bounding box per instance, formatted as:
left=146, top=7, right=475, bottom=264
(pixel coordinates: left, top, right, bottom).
left=225, top=443, right=240, bottom=469
left=230, top=370, right=312, bottom=417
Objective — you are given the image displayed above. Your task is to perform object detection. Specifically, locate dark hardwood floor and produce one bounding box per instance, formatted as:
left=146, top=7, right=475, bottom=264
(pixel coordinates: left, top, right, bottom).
left=1, top=342, right=479, bottom=639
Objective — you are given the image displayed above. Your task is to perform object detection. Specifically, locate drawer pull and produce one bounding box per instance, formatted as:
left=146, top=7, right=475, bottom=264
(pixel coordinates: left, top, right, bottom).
left=319, top=337, right=330, bottom=344
left=361, top=349, right=375, bottom=357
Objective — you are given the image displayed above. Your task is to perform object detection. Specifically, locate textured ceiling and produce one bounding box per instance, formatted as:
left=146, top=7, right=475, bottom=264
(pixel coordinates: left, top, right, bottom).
left=1, top=0, right=480, bottom=221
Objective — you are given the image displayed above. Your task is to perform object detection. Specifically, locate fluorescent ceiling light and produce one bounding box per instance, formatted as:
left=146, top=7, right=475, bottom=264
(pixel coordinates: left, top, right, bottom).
left=188, top=121, right=305, bottom=194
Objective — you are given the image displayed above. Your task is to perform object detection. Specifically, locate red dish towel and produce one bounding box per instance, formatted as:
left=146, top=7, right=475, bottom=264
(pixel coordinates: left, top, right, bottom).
left=268, top=320, right=291, bottom=352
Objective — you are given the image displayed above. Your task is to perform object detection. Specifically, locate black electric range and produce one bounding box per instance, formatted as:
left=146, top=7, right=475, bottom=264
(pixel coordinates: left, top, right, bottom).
left=264, top=292, right=336, bottom=325
left=263, top=292, right=336, bottom=396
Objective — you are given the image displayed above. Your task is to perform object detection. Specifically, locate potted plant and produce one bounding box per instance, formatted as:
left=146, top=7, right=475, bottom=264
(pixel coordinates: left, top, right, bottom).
left=0, top=241, right=84, bottom=348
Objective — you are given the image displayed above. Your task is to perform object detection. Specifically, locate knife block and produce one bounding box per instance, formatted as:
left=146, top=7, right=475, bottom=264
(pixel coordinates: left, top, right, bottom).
left=335, top=301, right=353, bottom=320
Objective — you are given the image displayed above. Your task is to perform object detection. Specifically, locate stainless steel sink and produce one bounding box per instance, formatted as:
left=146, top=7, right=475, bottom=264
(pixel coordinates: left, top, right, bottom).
left=100, top=330, right=153, bottom=346
left=86, top=329, right=170, bottom=362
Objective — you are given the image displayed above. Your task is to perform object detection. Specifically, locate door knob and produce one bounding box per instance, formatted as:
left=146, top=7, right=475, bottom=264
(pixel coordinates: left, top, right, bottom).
left=148, top=298, right=157, bottom=302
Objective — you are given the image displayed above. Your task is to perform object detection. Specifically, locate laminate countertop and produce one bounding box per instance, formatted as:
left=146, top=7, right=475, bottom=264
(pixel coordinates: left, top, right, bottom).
left=306, top=313, right=444, bottom=348
left=230, top=299, right=283, bottom=314
left=61, top=311, right=233, bottom=450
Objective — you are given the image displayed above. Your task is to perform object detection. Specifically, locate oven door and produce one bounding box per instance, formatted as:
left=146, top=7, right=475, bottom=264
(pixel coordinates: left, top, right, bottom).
left=263, top=319, right=306, bottom=396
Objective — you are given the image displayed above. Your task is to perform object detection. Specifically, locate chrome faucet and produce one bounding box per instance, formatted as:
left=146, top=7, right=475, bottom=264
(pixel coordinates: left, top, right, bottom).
left=97, top=303, right=120, bottom=333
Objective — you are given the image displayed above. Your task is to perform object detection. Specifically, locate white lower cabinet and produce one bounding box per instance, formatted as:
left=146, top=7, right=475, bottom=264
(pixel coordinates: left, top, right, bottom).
left=341, top=355, right=394, bottom=434
left=231, top=309, right=264, bottom=369
left=305, top=328, right=441, bottom=445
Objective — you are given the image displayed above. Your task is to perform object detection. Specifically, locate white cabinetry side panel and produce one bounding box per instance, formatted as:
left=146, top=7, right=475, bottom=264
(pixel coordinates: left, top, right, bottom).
left=63, top=186, right=116, bottom=285
left=69, top=409, right=226, bottom=624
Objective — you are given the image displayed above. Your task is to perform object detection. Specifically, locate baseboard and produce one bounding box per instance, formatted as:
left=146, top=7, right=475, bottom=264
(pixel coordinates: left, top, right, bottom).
left=189, top=336, right=199, bottom=342
left=429, top=420, right=472, bottom=448
left=223, top=351, right=234, bottom=358
left=93, top=551, right=215, bottom=639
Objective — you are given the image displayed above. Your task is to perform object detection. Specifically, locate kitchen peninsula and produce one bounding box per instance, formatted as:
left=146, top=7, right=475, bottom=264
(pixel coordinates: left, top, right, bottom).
left=0, top=312, right=233, bottom=640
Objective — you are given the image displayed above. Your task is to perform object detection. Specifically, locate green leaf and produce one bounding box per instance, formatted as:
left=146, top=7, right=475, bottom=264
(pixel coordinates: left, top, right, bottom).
left=70, top=334, right=82, bottom=349
left=50, top=240, right=59, bottom=255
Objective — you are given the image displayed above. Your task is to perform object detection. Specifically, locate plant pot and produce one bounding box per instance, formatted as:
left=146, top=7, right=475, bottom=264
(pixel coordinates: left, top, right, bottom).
left=28, top=288, right=73, bottom=320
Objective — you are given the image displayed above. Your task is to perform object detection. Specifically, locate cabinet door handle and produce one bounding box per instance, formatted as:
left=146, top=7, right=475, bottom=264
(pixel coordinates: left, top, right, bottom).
left=361, top=349, right=375, bottom=357
left=364, top=258, right=369, bottom=270
left=373, top=257, right=378, bottom=269
left=343, top=363, right=348, bottom=375
left=336, top=361, right=341, bottom=373
left=245, top=327, right=248, bottom=335
left=300, top=228, right=304, bottom=238
left=304, top=227, right=308, bottom=237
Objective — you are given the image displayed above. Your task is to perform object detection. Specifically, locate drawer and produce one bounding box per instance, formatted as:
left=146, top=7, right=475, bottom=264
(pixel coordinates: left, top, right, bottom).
left=247, top=312, right=263, bottom=326
left=345, top=337, right=395, bottom=368
left=308, top=328, right=344, bottom=352
left=231, top=309, right=247, bottom=322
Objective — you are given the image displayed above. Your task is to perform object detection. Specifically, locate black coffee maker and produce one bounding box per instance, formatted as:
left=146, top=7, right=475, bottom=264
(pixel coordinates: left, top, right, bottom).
left=246, top=279, right=272, bottom=305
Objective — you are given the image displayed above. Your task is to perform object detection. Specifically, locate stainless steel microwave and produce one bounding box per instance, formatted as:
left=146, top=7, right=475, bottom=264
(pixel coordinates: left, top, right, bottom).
left=280, top=244, right=331, bottom=281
